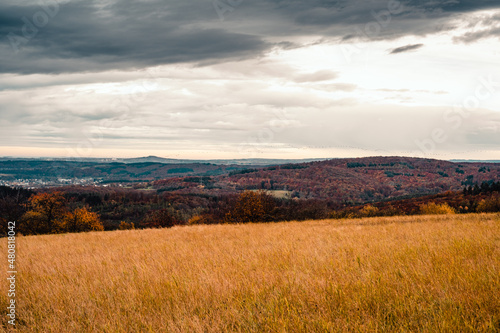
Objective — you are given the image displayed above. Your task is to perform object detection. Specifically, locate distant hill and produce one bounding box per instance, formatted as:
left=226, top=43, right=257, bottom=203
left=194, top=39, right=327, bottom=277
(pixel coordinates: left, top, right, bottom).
left=0, top=157, right=328, bottom=184
left=2, top=156, right=500, bottom=205
left=120, top=156, right=328, bottom=165
left=151, top=156, right=500, bottom=204
left=0, top=155, right=327, bottom=166
left=449, top=159, right=500, bottom=163
left=0, top=160, right=254, bottom=182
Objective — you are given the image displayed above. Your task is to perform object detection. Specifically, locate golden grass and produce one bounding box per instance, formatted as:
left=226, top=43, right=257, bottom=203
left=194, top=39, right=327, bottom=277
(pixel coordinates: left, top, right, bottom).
left=1, top=214, right=500, bottom=332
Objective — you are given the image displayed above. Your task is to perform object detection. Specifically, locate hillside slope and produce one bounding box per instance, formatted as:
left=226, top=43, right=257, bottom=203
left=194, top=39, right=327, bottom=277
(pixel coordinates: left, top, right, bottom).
left=153, top=156, right=500, bottom=203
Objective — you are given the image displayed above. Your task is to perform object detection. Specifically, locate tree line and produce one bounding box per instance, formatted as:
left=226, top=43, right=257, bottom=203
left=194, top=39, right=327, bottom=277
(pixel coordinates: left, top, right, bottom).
left=1, top=182, right=499, bottom=236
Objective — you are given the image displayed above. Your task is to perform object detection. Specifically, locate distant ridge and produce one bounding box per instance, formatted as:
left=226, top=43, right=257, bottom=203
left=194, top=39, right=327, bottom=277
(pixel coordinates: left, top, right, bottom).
left=0, top=155, right=329, bottom=166
left=104, top=155, right=331, bottom=165
left=2, top=155, right=500, bottom=165
left=200, top=156, right=500, bottom=202
left=1, top=156, right=500, bottom=201
left=449, top=159, right=500, bottom=163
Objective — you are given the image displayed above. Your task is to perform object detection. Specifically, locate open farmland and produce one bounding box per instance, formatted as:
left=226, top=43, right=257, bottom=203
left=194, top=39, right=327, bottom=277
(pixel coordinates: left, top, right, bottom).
left=1, top=214, right=499, bottom=332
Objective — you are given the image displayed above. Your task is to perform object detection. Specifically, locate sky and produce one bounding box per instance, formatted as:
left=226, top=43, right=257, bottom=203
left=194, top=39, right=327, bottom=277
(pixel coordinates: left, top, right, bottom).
left=0, top=0, right=499, bottom=160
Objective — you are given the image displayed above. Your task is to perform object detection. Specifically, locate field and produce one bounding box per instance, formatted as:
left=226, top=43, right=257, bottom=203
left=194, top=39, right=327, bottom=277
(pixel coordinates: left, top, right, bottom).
left=1, top=214, right=499, bottom=332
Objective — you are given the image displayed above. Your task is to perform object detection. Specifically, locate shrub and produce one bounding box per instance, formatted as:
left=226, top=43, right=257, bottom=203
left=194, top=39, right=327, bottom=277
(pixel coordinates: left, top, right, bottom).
left=225, top=191, right=276, bottom=223
left=188, top=215, right=205, bottom=225
left=118, top=221, right=135, bottom=230
left=358, top=205, right=380, bottom=218
left=141, top=209, right=180, bottom=228
left=476, top=195, right=500, bottom=213
left=328, top=208, right=358, bottom=220
left=379, top=205, right=402, bottom=217
left=419, top=202, right=456, bottom=215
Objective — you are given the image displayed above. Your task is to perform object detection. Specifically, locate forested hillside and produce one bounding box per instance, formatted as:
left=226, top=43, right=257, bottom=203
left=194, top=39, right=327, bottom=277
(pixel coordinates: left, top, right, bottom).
left=151, top=156, right=500, bottom=203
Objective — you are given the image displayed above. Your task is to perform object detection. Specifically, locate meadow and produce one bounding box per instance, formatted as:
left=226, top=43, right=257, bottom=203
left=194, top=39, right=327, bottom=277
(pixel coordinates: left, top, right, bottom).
left=1, top=213, right=499, bottom=332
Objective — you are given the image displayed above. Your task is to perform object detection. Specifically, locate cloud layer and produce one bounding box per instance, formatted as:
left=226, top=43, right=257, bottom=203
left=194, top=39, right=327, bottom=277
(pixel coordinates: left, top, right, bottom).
left=0, top=0, right=499, bottom=159
left=1, top=0, right=500, bottom=74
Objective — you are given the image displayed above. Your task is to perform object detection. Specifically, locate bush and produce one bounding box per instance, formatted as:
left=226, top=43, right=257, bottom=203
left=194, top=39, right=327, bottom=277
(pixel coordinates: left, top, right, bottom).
left=476, top=195, right=500, bottom=213
left=419, top=202, right=456, bottom=215
left=328, top=208, right=359, bottom=220
left=188, top=215, right=205, bottom=225
left=141, top=209, right=180, bottom=228
left=358, top=205, right=380, bottom=218
left=225, top=191, right=276, bottom=223
left=119, top=221, right=135, bottom=230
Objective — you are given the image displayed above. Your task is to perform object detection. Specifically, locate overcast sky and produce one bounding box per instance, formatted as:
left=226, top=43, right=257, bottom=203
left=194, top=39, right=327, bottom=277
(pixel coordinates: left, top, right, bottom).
left=0, top=0, right=499, bottom=159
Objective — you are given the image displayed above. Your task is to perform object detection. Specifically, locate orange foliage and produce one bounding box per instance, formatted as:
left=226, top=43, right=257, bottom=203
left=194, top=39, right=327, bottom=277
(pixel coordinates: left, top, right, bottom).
left=20, top=192, right=104, bottom=234
left=118, top=221, right=135, bottom=230
left=20, top=192, right=67, bottom=234
left=419, top=202, right=456, bottom=215
left=64, top=207, right=104, bottom=232
left=476, top=195, right=500, bottom=213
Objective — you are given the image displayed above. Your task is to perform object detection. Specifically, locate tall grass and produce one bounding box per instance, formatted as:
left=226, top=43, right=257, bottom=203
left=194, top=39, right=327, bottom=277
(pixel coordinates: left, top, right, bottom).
left=1, top=214, right=499, bottom=332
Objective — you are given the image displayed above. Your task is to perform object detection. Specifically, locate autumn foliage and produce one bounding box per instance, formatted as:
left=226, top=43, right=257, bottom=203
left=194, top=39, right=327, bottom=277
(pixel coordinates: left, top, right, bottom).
left=419, top=202, right=456, bottom=215
left=140, top=209, right=180, bottom=228
left=224, top=191, right=276, bottom=223
left=64, top=207, right=104, bottom=232
left=19, top=192, right=67, bottom=234
left=2, top=176, right=500, bottom=235
left=119, top=221, right=135, bottom=230
left=476, top=194, right=500, bottom=213
left=19, top=192, right=103, bottom=235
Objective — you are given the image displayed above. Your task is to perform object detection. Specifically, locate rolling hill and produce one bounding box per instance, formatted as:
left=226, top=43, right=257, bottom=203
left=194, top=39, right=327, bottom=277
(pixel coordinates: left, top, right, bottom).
left=151, top=156, right=500, bottom=203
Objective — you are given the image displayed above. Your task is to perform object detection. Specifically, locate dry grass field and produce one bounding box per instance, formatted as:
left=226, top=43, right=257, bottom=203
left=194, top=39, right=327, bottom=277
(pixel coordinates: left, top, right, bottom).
left=1, top=214, right=499, bottom=332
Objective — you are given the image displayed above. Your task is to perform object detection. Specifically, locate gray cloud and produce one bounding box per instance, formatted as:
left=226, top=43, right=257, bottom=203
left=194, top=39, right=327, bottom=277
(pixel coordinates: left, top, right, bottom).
left=1, top=0, right=499, bottom=74
left=389, top=43, right=424, bottom=54
left=0, top=0, right=270, bottom=74
left=453, top=12, right=500, bottom=43
left=455, top=27, right=500, bottom=42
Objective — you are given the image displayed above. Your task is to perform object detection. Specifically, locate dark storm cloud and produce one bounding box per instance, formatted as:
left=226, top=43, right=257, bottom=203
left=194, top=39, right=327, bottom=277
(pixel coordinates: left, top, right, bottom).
left=389, top=43, right=423, bottom=54
left=0, top=0, right=270, bottom=74
left=0, top=0, right=499, bottom=74
left=264, top=0, right=500, bottom=37
left=431, top=0, right=500, bottom=12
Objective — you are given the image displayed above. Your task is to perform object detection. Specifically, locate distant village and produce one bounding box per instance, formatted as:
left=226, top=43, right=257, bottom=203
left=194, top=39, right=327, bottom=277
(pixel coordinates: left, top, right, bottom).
left=0, top=177, right=102, bottom=189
